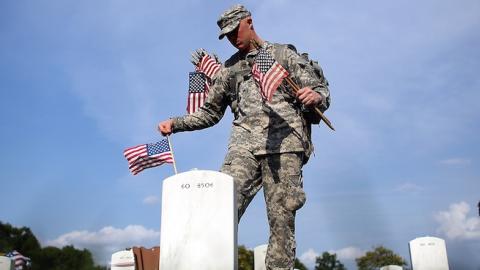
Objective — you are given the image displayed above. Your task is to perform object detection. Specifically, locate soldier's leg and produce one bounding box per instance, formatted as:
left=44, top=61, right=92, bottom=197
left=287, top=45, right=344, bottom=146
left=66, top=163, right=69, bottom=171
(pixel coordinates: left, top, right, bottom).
left=220, top=147, right=262, bottom=220
left=261, top=153, right=306, bottom=270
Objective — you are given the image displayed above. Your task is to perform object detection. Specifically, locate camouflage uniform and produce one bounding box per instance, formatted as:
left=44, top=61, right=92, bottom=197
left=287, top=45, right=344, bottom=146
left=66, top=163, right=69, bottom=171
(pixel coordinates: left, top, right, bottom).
left=172, top=5, right=330, bottom=270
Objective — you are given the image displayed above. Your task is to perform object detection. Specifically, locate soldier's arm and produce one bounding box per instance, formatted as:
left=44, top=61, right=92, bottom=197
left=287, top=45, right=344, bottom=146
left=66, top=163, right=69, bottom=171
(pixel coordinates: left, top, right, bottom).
left=169, top=68, right=230, bottom=133
left=284, top=47, right=331, bottom=112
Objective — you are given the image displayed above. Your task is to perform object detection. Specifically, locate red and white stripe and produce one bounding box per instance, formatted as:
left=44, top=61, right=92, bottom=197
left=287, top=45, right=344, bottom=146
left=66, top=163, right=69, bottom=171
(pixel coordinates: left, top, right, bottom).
left=186, top=91, right=207, bottom=114
left=197, top=55, right=221, bottom=79
left=252, top=62, right=289, bottom=102
left=7, top=251, right=29, bottom=270
left=123, top=144, right=148, bottom=166
left=129, top=152, right=173, bottom=175
left=123, top=144, right=173, bottom=175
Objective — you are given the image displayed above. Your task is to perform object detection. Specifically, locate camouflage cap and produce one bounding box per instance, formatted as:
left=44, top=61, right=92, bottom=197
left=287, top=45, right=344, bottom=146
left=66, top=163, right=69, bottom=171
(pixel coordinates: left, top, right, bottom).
left=217, top=4, right=251, bottom=40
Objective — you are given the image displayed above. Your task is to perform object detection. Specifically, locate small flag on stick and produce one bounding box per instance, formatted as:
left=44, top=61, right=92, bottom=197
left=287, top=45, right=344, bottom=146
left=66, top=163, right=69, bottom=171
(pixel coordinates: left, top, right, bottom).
left=252, top=48, right=289, bottom=102
left=187, top=72, right=209, bottom=114
left=124, top=139, right=174, bottom=175
left=6, top=250, right=31, bottom=270
left=197, top=54, right=221, bottom=79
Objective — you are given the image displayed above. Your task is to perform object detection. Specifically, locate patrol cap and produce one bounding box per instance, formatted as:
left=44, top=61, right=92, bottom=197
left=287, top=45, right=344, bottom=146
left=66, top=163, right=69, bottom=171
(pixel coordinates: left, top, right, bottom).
left=217, top=4, right=251, bottom=40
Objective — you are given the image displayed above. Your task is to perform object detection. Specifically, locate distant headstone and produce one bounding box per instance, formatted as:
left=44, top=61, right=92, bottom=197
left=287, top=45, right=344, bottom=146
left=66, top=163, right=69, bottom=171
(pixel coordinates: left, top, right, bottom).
left=477, top=200, right=480, bottom=216
left=0, top=256, right=14, bottom=270
left=110, top=249, right=135, bottom=270
left=160, top=170, right=237, bottom=270
left=254, top=244, right=268, bottom=270
left=380, top=265, right=403, bottom=270
left=409, top=236, right=449, bottom=270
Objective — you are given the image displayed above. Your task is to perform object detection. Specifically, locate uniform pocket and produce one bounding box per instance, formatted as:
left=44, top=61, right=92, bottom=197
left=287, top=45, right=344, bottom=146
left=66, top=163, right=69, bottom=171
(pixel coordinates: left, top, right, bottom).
left=284, top=173, right=306, bottom=211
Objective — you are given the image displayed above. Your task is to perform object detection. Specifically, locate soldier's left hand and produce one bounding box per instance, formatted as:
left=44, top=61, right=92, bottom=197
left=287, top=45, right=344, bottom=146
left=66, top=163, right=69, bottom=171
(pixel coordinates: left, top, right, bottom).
left=296, top=87, right=322, bottom=106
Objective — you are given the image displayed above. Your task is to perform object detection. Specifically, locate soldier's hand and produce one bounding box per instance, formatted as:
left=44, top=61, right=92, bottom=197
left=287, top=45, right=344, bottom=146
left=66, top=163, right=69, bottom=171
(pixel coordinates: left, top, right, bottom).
left=297, top=87, right=323, bottom=107
left=157, top=119, right=174, bottom=136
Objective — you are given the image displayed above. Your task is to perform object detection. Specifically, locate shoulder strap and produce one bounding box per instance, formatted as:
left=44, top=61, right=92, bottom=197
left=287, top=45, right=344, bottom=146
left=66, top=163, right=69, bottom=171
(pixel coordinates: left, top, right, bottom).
left=272, top=43, right=293, bottom=70
left=227, top=60, right=251, bottom=116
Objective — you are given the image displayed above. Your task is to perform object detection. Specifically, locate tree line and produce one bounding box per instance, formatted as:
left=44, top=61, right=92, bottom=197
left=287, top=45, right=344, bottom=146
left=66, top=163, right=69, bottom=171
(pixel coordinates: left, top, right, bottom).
left=238, top=245, right=407, bottom=270
left=1, top=221, right=407, bottom=269
left=0, top=221, right=104, bottom=270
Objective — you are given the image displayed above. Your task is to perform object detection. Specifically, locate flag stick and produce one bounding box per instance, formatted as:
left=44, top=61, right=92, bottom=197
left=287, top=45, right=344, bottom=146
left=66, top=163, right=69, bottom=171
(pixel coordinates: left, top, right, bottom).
left=285, top=77, right=335, bottom=131
left=166, top=135, right=178, bottom=175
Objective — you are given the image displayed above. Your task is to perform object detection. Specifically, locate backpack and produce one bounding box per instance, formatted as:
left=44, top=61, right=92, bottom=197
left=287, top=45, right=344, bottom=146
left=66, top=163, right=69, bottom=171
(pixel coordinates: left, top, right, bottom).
left=273, top=43, right=329, bottom=125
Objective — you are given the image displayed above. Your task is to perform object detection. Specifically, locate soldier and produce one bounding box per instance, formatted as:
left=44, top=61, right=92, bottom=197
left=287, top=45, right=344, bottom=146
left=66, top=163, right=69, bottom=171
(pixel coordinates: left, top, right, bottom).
left=158, top=4, right=330, bottom=270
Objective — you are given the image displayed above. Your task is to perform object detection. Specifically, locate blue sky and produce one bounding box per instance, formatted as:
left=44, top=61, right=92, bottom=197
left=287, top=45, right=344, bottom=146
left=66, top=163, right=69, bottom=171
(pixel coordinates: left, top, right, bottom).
left=1, top=0, right=479, bottom=269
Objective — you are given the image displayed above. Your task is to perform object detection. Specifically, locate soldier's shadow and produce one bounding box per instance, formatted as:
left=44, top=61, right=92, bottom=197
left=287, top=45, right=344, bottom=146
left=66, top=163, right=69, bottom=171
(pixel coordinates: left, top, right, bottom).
left=263, top=103, right=303, bottom=184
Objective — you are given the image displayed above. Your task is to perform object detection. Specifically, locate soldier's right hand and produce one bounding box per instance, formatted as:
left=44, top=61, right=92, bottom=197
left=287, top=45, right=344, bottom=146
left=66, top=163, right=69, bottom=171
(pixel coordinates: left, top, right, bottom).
left=157, top=119, right=174, bottom=136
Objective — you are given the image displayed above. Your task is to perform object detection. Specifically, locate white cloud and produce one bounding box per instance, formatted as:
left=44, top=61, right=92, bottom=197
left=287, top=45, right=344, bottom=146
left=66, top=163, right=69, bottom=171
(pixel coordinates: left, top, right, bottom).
left=439, top=158, right=471, bottom=166
left=45, top=225, right=160, bottom=264
left=329, top=246, right=365, bottom=260
left=142, top=195, right=159, bottom=205
left=396, top=182, right=423, bottom=193
left=299, top=248, right=319, bottom=266
left=435, top=201, right=480, bottom=240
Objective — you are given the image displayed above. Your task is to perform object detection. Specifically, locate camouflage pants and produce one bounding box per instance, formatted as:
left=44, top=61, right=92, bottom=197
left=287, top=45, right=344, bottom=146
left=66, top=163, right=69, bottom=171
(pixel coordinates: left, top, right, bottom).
left=221, top=147, right=306, bottom=270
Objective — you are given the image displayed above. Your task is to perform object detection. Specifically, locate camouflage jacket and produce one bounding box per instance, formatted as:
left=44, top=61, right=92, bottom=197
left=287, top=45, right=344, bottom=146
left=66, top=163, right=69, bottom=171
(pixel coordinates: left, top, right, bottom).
left=172, top=41, right=330, bottom=158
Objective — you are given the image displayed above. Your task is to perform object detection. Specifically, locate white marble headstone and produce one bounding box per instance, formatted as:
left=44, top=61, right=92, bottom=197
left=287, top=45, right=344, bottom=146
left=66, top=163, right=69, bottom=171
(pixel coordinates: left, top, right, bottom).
left=0, top=256, right=14, bottom=270
left=380, top=265, right=403, bottom=270
left=409, top=236, right=449, bottom=270
left=110, top=249, right=135, bottom=270
left=160, top=170, right=237, bottom=270
left=254, top=244, right=268, bottom=270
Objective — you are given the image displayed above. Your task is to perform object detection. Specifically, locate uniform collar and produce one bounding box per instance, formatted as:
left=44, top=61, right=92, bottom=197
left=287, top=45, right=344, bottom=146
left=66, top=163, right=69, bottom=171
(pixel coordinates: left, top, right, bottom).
left=245, top=41, right=271, bottom=59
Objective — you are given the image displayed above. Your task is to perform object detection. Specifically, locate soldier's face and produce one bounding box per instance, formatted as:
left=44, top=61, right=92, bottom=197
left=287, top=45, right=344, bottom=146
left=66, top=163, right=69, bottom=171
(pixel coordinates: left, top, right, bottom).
left=226, top=17, right=253, bottom=51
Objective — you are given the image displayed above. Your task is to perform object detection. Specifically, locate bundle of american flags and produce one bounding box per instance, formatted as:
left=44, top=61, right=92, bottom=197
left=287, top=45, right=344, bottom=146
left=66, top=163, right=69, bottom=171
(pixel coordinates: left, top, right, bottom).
left=187, top=52, right=221, bottom=114
left=252, top=48, right=289, bottom=102
left=6, top=250, right=31, bottom=270
left=123, top=139, right=174, bottom=175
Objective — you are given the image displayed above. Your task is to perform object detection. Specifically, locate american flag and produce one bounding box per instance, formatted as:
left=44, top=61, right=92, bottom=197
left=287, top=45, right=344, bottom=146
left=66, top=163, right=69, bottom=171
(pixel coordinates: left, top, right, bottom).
left=187, top=72, right=209, bottom=114
left=6, top=250, right=30, bottom=270
left=123, top=139, right=174, bottom=175
left=252, top=48, right=289, bottom=102
left=196, top=54, right=221, bottom=79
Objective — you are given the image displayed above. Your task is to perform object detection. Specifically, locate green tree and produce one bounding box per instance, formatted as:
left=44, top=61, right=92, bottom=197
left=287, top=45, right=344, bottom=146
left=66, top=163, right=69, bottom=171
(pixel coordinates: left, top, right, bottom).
left=238, top=245, right=254, bottom=270
left=0, top=221, right=41, bottom=257
left=355, top=246, right=406, bottom=270
left=33, top=245, right=104, bottom=270
left=295, top=257, right=308, bottom=270
left=1, top=221, right=105, bottom=270
left=315, top=252, right=346, bottom=270
left=237, top=245, right=308, bottom=270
